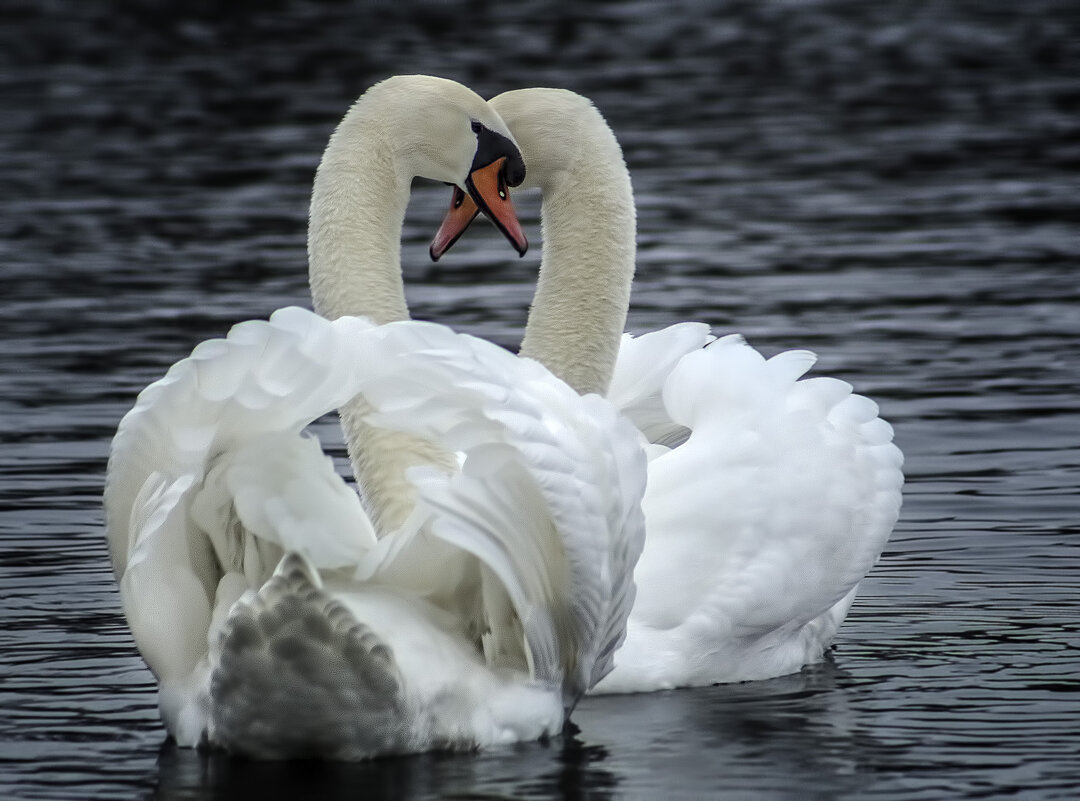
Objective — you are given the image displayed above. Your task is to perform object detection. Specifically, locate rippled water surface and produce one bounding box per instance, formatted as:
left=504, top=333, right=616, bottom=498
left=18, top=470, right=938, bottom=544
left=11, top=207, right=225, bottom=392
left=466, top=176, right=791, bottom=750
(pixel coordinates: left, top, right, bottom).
left=3, top=1, right=1079, bottom=798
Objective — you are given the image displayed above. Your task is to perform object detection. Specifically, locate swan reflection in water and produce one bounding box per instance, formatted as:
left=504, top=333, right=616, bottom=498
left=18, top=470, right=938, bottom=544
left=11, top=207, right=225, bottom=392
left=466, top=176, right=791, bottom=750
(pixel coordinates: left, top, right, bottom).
left=152, top=659, right=904, bottom=800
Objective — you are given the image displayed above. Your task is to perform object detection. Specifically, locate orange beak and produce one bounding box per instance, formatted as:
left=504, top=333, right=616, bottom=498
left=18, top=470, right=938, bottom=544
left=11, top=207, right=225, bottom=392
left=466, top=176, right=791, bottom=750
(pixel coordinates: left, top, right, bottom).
left=429, top=185, right=480, bottom=262
left=429, top=157, right=528, bottom=262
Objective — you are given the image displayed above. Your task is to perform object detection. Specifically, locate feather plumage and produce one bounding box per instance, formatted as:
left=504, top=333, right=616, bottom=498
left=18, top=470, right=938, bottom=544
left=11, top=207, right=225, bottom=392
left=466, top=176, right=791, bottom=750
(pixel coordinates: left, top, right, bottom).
left=105, top=308, right=646, bottom=757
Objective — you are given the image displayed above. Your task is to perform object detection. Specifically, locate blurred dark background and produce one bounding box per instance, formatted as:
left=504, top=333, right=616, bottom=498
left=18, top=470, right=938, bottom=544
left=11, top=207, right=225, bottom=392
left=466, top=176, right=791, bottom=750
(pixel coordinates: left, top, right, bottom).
left=4, top=0, right=1077, bottom=334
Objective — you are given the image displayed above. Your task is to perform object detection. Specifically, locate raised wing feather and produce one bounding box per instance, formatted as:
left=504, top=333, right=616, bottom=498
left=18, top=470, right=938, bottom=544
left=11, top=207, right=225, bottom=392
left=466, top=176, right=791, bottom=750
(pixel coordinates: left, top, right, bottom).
left=639, top=335, right=902, bottom=644
left=607, top=323, right=715, bottom=446
left=106, top=307, right=376, bottom=578
left=108, top=306, right=647, bottom=742
left=104, top=309, right=379, bottom=694
left=360, top=322, right=647, bottom=705
left=595, top=327, right=904, bottom=691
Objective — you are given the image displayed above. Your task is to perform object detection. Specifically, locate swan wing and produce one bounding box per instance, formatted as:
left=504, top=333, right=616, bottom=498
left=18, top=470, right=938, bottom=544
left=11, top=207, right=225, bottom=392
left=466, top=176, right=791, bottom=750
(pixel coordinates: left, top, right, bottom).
left=614, top=334, right=903, bottom=686
left=358, top=322, right=648, bottom=706
left=104, top=308, right=384, bottom=740
left=107, top=307, right=646, bottom=749
left=608, top=323, right=716, bottom=447
left=106, top=307, right=378, bottom=577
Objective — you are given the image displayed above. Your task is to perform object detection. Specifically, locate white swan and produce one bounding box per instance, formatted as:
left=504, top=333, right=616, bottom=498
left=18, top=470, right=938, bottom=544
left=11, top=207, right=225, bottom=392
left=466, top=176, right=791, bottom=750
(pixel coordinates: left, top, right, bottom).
left=104, top=76, right=646, bottom=759
left=433, top=87, right=904, bottom=691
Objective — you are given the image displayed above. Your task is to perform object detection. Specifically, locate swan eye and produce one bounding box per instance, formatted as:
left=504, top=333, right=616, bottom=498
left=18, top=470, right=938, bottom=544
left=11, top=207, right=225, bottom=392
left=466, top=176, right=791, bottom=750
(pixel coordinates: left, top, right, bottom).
left=470, top=120, right=482, bottom=134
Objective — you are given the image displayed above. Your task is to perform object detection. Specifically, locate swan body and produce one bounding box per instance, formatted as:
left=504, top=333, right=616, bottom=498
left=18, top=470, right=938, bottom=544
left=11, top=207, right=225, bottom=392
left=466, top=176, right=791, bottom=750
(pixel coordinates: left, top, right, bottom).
left=600, top=325, right=902, bottom=690
left=104, top=77, right=645, bottom=758
left=436, top=87, right=904, bottom=691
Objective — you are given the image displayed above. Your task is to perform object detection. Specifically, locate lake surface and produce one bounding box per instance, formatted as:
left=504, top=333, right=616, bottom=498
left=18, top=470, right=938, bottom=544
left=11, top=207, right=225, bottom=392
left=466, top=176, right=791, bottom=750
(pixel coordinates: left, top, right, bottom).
left=2, top=1, right=1078, bottom=798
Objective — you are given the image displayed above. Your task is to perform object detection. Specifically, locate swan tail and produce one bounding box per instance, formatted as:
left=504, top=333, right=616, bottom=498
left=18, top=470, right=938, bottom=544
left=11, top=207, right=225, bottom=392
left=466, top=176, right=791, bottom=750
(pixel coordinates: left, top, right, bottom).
left=361, top=321, right=647, bottom=707
left=210, top=552, right=409, bottom=760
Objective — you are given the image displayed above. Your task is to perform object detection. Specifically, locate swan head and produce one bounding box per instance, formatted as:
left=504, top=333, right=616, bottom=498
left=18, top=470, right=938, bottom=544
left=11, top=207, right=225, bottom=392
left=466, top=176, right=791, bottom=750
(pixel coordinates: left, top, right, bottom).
left=429, top=87, right=614, bottom=261
left=353, top=76, right=529, bottom=257
left=451, top=124, right=530, bottom=259
left=317, top=75, right=528, bottom=256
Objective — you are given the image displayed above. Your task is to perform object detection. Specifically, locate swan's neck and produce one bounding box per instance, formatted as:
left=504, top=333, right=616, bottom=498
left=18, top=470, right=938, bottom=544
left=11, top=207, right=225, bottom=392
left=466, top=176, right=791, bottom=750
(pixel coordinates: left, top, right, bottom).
left=519, top=146, right=636, bottom=396
left=307, top=98, right=453, bottom=534
left=308, top=106, right=411, bottom=325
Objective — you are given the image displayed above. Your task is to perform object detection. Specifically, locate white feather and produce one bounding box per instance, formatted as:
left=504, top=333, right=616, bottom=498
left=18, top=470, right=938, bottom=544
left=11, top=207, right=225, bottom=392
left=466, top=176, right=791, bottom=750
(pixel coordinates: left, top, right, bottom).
left=593, top=332, right=904, bottom=691
left=104, top=77, right=647, bottom=758
left=105, top=308, right=646, bottom=758
left=479, top=87, right=905, bottom=693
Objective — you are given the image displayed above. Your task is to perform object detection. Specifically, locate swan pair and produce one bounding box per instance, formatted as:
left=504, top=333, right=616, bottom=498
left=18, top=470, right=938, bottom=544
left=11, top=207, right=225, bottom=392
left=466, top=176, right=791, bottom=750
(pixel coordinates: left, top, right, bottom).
left=105, top=75, right=903, bottom=760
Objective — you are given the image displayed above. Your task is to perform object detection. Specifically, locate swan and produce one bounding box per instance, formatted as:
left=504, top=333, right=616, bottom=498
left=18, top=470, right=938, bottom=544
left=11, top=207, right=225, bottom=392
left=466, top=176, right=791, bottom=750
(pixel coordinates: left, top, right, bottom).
left=103, top=76, right=646, bottom=759
left=432, top=87, right=904, bottom=691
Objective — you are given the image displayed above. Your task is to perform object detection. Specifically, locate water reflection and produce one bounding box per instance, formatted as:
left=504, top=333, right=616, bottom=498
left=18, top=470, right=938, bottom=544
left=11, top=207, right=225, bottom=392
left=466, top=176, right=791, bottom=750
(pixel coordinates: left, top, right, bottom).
left=146, top=662, right=915, bottom=799
left=153, top=729, right=619, bottom=801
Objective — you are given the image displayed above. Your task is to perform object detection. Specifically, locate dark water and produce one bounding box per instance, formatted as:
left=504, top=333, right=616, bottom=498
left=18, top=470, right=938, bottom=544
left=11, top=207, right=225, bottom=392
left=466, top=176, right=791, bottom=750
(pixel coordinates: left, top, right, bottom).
left=3, top=1, right=1079, bottom=798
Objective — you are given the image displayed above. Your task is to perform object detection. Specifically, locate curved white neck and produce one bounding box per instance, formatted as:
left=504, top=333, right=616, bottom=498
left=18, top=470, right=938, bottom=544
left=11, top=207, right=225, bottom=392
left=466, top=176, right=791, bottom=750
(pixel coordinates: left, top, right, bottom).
left=307, top=90, right=453, bottom=534
left=512, top=93, right=636, bottom=397
left=308, top=102, right=411, bottom=325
